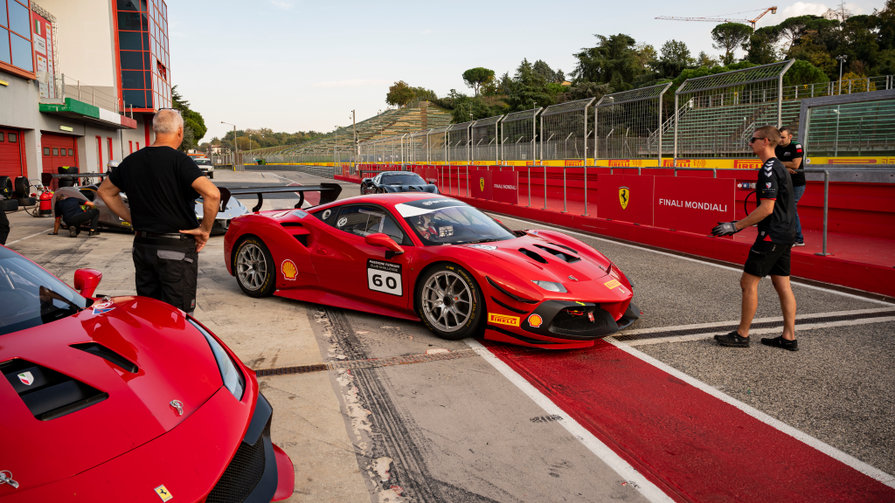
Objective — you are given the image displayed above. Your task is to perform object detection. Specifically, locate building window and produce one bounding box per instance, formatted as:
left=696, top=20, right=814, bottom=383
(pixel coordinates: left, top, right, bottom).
left=7, top=133, right=15, bottom=142
left=0, top=133, right=5, bottom=142
left=0, top=0, right=35, bottom=75
left=43, top=147, right=50, bottom=155
left=68, top=148, right=73, bottom=156
left=52, top=148, right=58, bottom=155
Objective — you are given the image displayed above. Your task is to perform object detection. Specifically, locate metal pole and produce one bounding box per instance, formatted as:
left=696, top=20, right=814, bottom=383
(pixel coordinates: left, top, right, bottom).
left=541, top=114, right=546, bottom=210
left=673, top=93, right=679, bottom=167
left=816, top=170, right=831, bottom=256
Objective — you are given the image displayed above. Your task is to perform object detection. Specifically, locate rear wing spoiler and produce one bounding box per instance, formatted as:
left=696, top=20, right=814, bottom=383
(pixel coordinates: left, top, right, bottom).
left=219, top=182, right=342, bottom=212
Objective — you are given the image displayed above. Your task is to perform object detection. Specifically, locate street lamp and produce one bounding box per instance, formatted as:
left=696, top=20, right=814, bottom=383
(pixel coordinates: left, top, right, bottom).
left=836, top=55, right=847, bottom=95
left=221, top=121, right=237, bottom=169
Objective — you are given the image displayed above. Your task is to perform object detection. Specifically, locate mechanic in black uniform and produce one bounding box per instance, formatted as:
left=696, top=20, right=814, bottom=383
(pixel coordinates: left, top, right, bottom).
left=97, top=109, right=220, bottom=313
left=52, top=192, right=100, bottom=237
left=775, top=126, right=805, bottom=246
left=712, top=125, right=798, bottom=351
left=0, top=198, right=9, bottom=245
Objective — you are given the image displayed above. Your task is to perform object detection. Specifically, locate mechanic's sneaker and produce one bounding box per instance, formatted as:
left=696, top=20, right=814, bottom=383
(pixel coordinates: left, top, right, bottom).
left=761, top=336, right=799, bottom=351
left=793, top=241, right=805, bottom=247
left=715, top=330, right=750, bottom=347
left=69, top=227, right=79, bottom=237
left=88, top=229, right=99, bottom=236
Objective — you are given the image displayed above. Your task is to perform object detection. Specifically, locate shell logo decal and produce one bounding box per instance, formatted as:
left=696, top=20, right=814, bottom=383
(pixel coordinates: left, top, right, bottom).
left=527, top=313, right=543, bottom=328
left=281, top=259, right=298, bottom=281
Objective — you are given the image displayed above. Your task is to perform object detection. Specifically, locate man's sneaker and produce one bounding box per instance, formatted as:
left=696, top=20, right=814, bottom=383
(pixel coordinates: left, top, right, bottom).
left=760, top=336, right=799, bottom=351
left=88, top=230, right=99, bottom=236
left=68, top=227, right=79, bottom=237
left=715, top=330, right=750, bottom=347
left=793, top=241, right=805, bottom=247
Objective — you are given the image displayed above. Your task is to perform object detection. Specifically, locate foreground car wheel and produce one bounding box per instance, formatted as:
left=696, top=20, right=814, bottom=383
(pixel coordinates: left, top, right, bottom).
left=416, top=263, right=483, bottom=340
left=235, top=237, right=275, bottom=297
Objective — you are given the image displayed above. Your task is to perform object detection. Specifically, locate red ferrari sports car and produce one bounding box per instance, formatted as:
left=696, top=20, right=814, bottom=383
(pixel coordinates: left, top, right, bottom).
left=0, top=246, right=293, bottom=502
left=223, top=188, right=638, bottom=349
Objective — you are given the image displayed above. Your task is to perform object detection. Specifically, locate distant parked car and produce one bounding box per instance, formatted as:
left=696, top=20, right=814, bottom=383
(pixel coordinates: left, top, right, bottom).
left=360, top=171, right=438, bottom=195
left=194, top=157, right=214, bottom=178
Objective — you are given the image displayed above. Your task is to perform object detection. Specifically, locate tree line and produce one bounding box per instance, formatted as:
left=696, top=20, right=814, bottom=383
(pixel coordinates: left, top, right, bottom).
left=386, top=3, right=895, bottom=123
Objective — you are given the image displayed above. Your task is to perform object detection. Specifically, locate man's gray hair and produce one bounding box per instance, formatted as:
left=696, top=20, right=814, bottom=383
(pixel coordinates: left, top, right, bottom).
left=152, top=108, right=184, bottom=134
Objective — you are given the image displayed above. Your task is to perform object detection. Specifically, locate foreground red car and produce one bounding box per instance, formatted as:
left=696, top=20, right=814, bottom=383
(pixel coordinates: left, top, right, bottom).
left=0, top=246, right=293, bottom=502
left=224, top=190, right=638, bottom=349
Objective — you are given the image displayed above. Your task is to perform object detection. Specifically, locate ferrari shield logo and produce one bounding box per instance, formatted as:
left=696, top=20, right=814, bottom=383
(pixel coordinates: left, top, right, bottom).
left=618, top=186, right=630, bottom=210
left=479, top=177, right=485, bottom=192
left=17, top=372, right=34, bottom=386
left=154, top=485, right=173, bottom=502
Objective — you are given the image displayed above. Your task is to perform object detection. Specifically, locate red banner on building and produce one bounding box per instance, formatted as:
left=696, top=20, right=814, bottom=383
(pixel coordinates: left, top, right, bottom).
left=596, top=174, right=654, bottom=225
left=653, top=176, right=735, bottom=234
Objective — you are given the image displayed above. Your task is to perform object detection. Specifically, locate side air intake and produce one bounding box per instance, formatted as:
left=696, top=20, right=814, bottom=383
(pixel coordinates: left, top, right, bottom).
left=1, top=358, right=108, bottom=420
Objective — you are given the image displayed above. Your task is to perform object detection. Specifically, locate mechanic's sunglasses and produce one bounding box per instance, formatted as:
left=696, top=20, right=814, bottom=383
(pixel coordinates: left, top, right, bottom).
left=749, top=136, right=766, bottom=143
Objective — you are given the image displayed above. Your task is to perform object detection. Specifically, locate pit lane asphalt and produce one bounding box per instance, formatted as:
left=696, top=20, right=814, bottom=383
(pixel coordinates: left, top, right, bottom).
left=5, top=167, right=893, bottom=502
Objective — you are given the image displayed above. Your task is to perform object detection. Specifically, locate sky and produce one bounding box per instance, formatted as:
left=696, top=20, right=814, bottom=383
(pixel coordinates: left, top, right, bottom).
left=167, top=1, right=887, bottom=144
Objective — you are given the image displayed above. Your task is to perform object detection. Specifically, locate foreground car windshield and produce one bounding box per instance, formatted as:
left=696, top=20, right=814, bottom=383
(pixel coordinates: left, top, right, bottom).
left=0, top=247, right=89, bottom=335
left=381, top=173, right=425, bottom=185
left=396, top=198, right=515, bottom=245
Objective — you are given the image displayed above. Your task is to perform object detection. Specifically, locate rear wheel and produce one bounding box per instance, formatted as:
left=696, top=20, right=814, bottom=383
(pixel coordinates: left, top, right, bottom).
left=416, top=263, right=483, bottom=340
left=234, top=237, right=275, bottom=297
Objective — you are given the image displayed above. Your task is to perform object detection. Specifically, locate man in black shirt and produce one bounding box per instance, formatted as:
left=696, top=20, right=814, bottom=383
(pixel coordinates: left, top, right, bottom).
left=98, top=109, right=220, bottom=313
left=711, top=126, right=798, bottom=351
left=776, top=126, right=805, bottom=246
left=52, top=193, right=100, bottom=237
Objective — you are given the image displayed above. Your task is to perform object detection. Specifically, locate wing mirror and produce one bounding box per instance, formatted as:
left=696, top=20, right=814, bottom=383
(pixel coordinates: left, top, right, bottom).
left=74, top=268, right=103, bottom=298
left=365, top=233, right=404, bottom=258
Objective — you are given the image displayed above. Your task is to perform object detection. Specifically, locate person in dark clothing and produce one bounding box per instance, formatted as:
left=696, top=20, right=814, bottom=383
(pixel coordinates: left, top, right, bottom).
left=97, top=108, right=220, bottom=314
left=52, top=193, right=100, bottom=237
left=0, top=198, right=9, bottom=245
left=776, top=126, right=805, bottom=246
left=711, top=125, right=799, bottom=351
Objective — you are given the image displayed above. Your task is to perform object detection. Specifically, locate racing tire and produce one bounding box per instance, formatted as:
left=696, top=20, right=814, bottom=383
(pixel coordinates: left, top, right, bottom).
left=416, top=263, right=483, bottom=340
left=234, top=237, right=276, bottom=297
left=0, top=176, right=11, bottom=199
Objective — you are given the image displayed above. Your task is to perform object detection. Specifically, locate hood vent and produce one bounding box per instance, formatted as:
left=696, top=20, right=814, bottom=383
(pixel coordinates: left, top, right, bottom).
left=517, top=248, right=548, bottom=264
left=71, top=343, right=139, bottom=373
left=1, top=359, right=108, bottom=421
left=534, top=244, right=581, bottom=263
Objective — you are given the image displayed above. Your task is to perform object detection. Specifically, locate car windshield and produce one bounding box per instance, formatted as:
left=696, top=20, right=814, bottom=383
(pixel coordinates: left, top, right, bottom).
left=195, top=159, right=212, bottom=166
left=0, top=247, right=89, bottom=335
left=395, top=198, right=515, bottom=245
left=381, top=173, right=425, bottom=185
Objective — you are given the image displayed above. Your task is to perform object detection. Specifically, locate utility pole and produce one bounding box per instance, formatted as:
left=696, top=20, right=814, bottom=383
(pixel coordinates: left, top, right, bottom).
left=836, top=55, right=847, bottom=94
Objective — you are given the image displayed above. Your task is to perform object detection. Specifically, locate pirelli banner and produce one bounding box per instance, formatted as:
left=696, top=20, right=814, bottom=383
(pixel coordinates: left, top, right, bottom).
left=470, top=169, right=519, bottom=204
left=597, top=175, right=735, bottom=234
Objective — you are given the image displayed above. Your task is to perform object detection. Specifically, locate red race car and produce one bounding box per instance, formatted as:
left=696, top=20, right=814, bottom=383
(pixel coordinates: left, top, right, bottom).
left=223, top=188, right=638, bottom=350
left=0, top=245, right=293, bottom=502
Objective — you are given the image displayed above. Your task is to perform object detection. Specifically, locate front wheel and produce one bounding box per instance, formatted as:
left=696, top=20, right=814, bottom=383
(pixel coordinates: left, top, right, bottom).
left=416, top=263, right=483, bottom=340
left=234, top=237, right=275, bottom=297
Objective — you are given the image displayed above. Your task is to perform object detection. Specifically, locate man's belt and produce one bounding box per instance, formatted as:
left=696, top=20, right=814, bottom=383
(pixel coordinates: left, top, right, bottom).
left=135, top=230, right=194, bottom=240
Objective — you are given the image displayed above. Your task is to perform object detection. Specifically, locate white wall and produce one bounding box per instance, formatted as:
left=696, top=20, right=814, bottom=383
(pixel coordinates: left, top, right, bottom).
left=39, top=0, right=117, bottom=87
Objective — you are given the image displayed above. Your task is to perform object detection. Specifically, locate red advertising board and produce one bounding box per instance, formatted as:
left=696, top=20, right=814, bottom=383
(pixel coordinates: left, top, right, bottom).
left=596, top=174, right=654, bottom=225
left=653, top=176, right=735, bottom=234
left=492, top=171, right=519, bottom=204
left=469, top=170, right=492, bottom=199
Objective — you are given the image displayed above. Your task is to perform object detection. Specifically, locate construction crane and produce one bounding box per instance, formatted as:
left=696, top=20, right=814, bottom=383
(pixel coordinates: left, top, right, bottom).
left=655, top=6, right=777, bottom=30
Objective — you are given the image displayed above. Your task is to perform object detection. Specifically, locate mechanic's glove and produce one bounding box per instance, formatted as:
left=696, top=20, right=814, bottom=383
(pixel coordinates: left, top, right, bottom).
left=712, top=221, right=739, bottom=236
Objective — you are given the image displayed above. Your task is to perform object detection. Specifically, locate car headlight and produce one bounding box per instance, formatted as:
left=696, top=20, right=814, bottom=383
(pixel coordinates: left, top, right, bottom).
left=532, top=280, right=567, bottom=293
left=188, top=318, right=245, bottom=399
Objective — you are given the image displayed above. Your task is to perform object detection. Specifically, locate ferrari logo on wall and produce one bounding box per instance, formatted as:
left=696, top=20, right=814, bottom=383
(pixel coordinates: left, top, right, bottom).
left=618, top=186, right=630, bottom=210
left=479, top=177, right=485, bottom=192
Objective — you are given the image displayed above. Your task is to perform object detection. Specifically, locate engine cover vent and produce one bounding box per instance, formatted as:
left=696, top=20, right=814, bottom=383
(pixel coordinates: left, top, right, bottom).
left=1, top=358, right=108, bottom=421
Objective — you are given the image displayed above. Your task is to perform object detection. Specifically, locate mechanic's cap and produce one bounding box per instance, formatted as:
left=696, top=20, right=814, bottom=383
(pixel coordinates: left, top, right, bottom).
left=107, top=160, right=120, bottom=170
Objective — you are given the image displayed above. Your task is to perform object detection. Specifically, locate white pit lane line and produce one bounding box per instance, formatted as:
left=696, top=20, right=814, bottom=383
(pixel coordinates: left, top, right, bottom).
left=471, top=214, right=895, bottom=495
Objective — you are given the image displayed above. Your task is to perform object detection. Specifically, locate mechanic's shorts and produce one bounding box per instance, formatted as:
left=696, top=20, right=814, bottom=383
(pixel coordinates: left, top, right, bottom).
left=132, top=233, right=198, bottom=312
left=743, top=239, right=792, bottom=277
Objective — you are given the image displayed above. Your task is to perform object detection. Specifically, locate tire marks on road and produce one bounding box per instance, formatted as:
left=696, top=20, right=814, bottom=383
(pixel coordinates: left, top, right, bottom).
left=322, top=307, right=500, bottom=503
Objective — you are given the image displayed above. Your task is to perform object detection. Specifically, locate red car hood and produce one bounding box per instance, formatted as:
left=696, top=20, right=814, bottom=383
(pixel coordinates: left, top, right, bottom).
left=0, top=296, right=224, bottom=490
left=459, top=233, right=631, bottom=303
